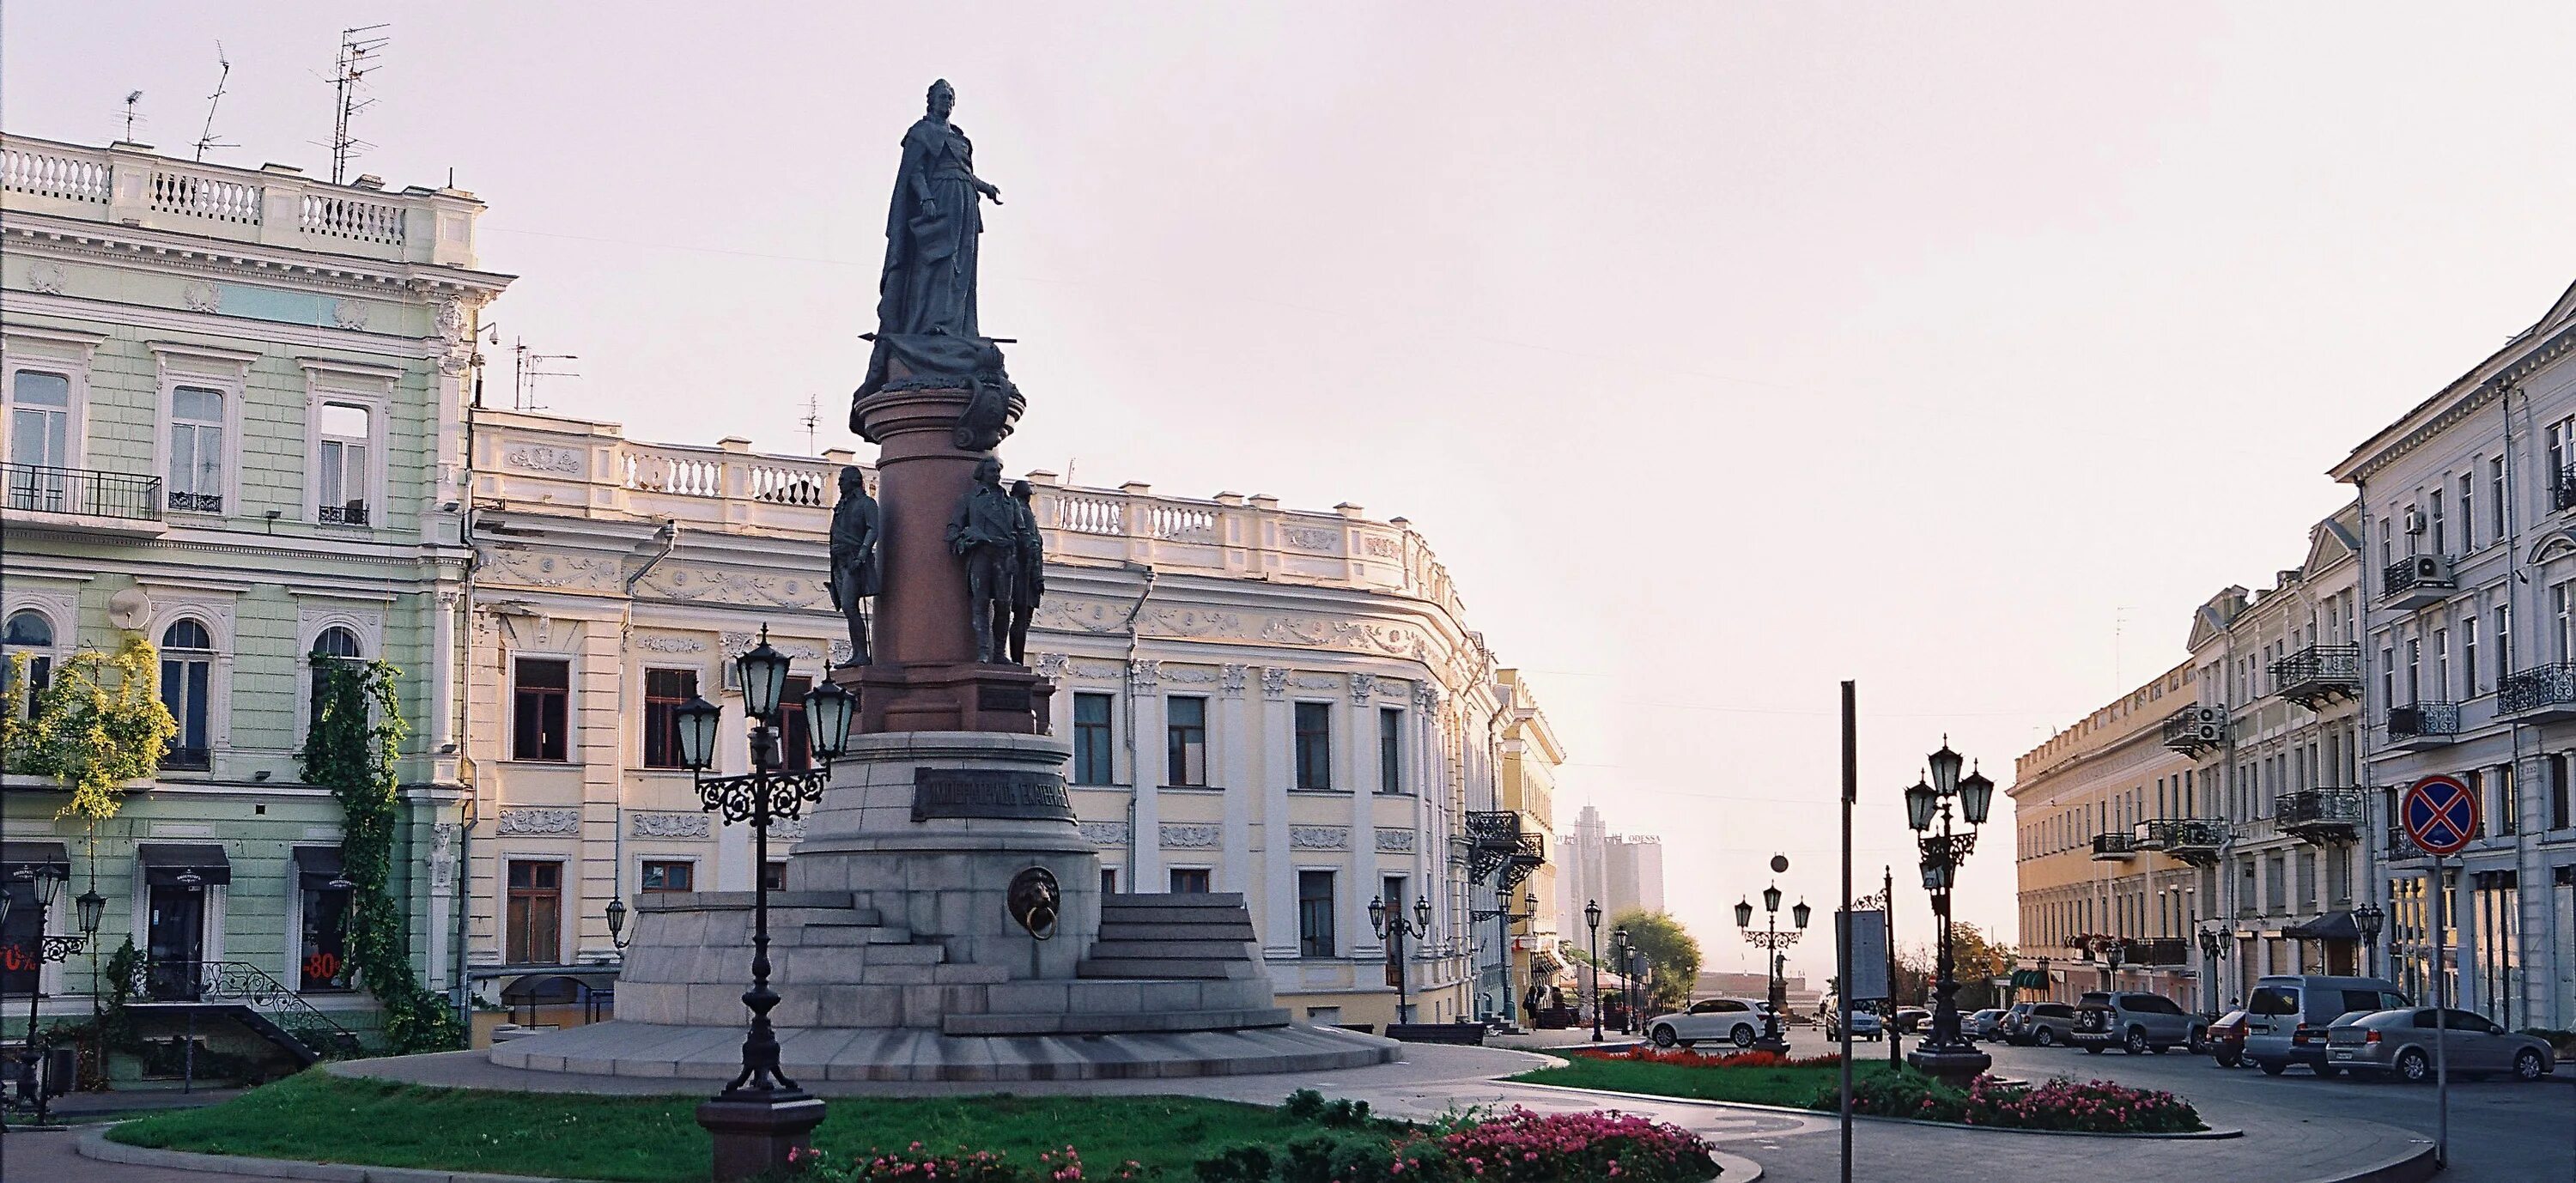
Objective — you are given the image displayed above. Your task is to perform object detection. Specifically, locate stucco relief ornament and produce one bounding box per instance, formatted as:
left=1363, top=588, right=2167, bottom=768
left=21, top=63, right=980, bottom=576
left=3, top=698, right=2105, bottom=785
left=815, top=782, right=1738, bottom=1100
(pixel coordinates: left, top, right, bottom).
left=495, top=807, right=581, bottom=835
left=1414, top=683, right=1442, bottom=712
left=1261, top=667, right=1290, bottom=701
left=1218, top=664, right=1248, bottom=697
left=331, top=300, right=371, bottom=331
left=1289, top=825, right=1351, bottom=850
left=436, top=299, right=467, bottom=341
left=1126, top=658, right=1162, bottom=693
left=181, top=280, right=220, bottom=312
left=1032, top=598, right=1123, bottom=634
left=1348, top=672, right=1379, bottom=701
left=771, top=816, right=809, bottom=841
left=1078, top=821, right=1132, bottom=846
left=630, top=811, right=713, bottom=839
left=1375, top=828, right=1418, bottom=853
left=1031, top=652, right=1072, bottom=682
left=634, top=635, right=706, bottom=653
left=1280, top=525, right=1337, bottom=552
left=26, top=262, right=67, bottom=294
left=1158, top=823, right=1220, bottom=849
left=504, top=446, right=583, bottom=474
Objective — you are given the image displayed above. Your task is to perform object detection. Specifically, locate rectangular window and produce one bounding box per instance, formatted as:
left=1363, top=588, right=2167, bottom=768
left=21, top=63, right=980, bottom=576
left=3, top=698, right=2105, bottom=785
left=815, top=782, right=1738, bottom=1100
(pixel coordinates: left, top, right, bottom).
left=2561, top=586, right=2573, bottom=665
left=2435, top=628, right=2450, bottom=700
left=2499, top=605, right=2513, bottom=676
left=316, top=401, right=372, bottom=526
left=2494, top=763, right=2518, bottom=834
left=641, top=668, right=697, bottom=769
left=8, top=371, right=73, bottom=513
left=1379, top=707, right=1404, bottom=793
left=1099, top=868, right=1118, bottom=896
left=2460, top=471, right=2476, bottom=551
left=1165, top=695, right=1208, bottom=786
left=2465, top=615, right=2480, bottom=696
left=779, top=676, right=813, bottom=773
left=158, top=650, right=213, bottom=770
left=167, top=385, right=225, bottom=513
left=2493, top=455, right=2509, bottom=534
left=512, top=658, right=571, bottom=761
left=1072, top=693, right=1115, bottom=785
left=1294, top=702, right=1334, bottom=790
left=641, top=860, right=695, bottom=893
left=1297, top=870, right=1335, bottom=957
left=297, top=867, right=353, bottom=992
left=2551, top=754, right=2572, bottom=831
left=2429, top=488, right=2445, bottom=555
left=505, top=860, right=562, bottom=965
left=1169, top=867, right=1211, bottom=894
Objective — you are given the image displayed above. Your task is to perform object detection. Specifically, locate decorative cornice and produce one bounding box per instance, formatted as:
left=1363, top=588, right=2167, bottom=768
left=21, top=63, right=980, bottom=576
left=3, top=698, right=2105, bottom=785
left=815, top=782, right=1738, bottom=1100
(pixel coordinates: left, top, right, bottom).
left=0, top=218, right=511, bottom=298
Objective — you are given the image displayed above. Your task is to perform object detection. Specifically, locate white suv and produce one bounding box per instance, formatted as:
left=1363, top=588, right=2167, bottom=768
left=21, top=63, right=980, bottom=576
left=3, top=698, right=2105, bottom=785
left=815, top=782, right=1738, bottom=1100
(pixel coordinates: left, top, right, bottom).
left=1646, top=998, right=1774, bottom=1048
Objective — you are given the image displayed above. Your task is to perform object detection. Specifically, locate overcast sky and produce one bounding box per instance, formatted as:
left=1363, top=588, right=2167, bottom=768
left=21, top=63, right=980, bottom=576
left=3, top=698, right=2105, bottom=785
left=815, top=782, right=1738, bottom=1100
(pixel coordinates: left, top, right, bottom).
left=11, top=3, right=2574, bottom=983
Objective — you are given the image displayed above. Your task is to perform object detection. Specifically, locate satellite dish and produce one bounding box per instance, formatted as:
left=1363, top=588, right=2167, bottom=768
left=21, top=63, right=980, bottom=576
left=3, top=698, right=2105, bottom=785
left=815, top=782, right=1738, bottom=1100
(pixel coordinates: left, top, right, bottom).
left=1770, top=854, right=1789, bottom=875
left=108, top=587, right=154, bottom=632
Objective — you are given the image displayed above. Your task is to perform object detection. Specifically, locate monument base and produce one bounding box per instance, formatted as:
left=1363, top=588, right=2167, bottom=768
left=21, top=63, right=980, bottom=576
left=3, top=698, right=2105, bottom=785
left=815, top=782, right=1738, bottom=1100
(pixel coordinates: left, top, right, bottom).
left=1905, top=1046, right=1992, bottom=1089
left=497, top=1020, right=1396, bottom=1083
left=698, top=1094, right=828, bottom=1183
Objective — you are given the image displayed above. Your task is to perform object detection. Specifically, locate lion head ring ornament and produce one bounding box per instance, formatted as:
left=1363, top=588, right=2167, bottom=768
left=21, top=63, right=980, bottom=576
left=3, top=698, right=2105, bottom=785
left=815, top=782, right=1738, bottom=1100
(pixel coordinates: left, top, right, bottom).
left=1006, top=866, right=1060, bottom=940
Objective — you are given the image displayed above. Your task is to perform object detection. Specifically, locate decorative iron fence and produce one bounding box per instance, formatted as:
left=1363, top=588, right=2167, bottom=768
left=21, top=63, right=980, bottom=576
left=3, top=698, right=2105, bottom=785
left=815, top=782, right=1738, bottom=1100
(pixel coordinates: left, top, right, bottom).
left=2, top=464, right=161, bottom=520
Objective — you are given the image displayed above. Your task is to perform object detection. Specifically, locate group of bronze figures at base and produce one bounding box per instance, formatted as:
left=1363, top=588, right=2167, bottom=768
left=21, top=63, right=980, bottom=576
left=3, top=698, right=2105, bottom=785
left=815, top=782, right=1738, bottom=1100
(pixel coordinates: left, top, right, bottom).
left=826, top=458, right=1044, bottom=669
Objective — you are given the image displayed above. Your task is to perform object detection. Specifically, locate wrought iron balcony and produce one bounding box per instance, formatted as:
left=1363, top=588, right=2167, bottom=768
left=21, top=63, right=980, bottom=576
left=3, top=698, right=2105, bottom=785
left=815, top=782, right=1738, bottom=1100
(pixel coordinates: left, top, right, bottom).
left=2555, top=469, right=2576, bottom=513
left=2135, top=817, right=2227, bottom=864
left=2385, top=701, right=2460, bottom=749
left=319, top=500, right=372, bottom=526
left=2160, top=707, right=2225, bottom=755
left=2276, top=788, right=2367, bottom=845
left=2269, top=645, right=2362, bottom=708
left=2129, top=937, right=2190, bottom=967
left=2384, top=824, right=2430, bottom=862
left=2500, top=663, right=2576, bottom=722
left=1464, top=810, right=1545, bottom=893
left=2380, top=555, right=2457, bottom=609
left=2090, top=831, right=2137, bottom=860
left=2, top=463, right=161, bottom=521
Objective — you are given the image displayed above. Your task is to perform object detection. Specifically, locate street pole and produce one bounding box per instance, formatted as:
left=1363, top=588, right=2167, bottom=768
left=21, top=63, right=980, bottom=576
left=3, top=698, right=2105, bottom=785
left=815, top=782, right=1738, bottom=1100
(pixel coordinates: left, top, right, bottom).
left=1885, top=864, right=1899, bottom=1068
left=2430, top=855, right=2448, bottom=1169
left=1838, top=681, right=1855, bottom=1183
left=1586, top=903, right=1602, bottom=1043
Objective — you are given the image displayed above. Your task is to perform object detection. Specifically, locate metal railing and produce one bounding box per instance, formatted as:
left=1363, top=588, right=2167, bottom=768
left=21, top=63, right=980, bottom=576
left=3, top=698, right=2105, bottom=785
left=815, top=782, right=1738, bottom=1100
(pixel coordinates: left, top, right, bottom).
left=2500, top=664, right=2576, bottom=714
left=2129, top=937, right=2190, bottom=966
left=131, top=959, right=365, bottom=1059
left=2385, top=824, right=2431, bottom=861
left=2135, top=817, right=2227, bottom=857
left=2387, top=702, right=2460, bottom=743
left=2160, top=707, right=2224, bottom=755
left=2555, top=469, right=2576, bottom=513
left=1, top=464, right=161, bottom=521
left=2090, top=831, right=2137, bottom=858
left=318, top=501, right=372, bottom=526
left=2270, top=644, right=2361, bottom=703
left=2277, top=789, right=2368, bottom=840
left=157, top=747, right=211, bottom=772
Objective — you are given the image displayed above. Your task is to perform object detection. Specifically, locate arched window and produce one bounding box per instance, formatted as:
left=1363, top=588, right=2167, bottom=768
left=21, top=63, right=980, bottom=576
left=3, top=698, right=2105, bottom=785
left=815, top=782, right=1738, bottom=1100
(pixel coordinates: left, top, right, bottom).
left=307, top=625, right=366, bottom=724
left=4, top=609, right=54, bottom=715
left=160, top=619, right=216, bottom=770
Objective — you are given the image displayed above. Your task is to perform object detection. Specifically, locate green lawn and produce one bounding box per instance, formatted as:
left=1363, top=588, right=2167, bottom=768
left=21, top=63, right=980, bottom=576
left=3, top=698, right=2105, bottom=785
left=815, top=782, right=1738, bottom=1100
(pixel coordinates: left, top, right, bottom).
left=1509, top=1053, right=1902, bottom=1107
left=109, top=1069, right=1327, bottom=1182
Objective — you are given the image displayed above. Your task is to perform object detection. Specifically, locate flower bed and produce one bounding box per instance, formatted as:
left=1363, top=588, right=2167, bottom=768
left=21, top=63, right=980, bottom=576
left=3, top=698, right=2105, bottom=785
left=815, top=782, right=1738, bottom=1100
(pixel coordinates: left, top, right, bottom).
left=1577, top=1045, right=1844, bottom=1071
left=1813, top=1072, right=2205, bottom=1134
left=788, top=1144, right=1145, bottom=1181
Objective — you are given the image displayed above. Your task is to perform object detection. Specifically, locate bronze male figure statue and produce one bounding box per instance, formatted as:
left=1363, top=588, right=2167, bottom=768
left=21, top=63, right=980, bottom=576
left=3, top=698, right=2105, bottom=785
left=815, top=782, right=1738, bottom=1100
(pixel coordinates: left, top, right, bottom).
left=1006, top=478, right=1044, bottom=664
left=947, top=456, right=1020, bottom=664
left=826, top=467, right=881, bottom=666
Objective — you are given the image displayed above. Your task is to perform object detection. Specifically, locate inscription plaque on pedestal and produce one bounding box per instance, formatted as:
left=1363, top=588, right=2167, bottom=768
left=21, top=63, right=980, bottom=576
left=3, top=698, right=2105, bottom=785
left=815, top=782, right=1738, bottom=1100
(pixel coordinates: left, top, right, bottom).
left=911, top=767, right=1074, bottom=822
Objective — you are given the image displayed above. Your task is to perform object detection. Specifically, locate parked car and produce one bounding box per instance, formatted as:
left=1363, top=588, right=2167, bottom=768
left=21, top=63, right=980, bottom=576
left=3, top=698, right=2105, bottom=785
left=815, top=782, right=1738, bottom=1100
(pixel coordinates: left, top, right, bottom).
left=2244, top=974, right=2410, bottom=1076
left=2071, top=991, right=2195, bottom=1055
left=2205, top=1009, right=2251, bottom=1067
left=1970, top=1008, right=2008, bottom=1041
left=2327, top=1008, right=2556, bottom=1083
left=1821, top=999, right=1883, bottom=1041
left=1890, top=1007, right=1931, bottom=1034
left=2005, top=1002, right=2078, bottom=1046
left=1646, top=998, right=1774, bottom=1048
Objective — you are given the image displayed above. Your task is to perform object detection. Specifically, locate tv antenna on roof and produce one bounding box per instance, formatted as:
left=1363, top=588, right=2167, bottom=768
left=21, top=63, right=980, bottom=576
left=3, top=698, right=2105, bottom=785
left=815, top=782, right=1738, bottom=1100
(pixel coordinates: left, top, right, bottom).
left=800, top=393, right=823, bottom=456
left=329, top=24, right=391, bottom=185
left=122, top=91, right=144, bottom=142
left=512, top=337, right=580, bottom=412
left=193, top=46, right=235, bottom=161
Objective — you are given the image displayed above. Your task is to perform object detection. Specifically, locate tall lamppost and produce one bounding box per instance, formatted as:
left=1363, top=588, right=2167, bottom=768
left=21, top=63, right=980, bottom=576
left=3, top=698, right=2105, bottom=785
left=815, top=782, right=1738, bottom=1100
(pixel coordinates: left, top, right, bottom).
left=1611, top=925, right=1631, bottom=1033
left=4, top=864, right=88, bottom=1127
left=1584, top=900, right=1604, bottom=1042
left=2195, top=924, right=2227, bottom=1016
left=2097, top=935, right=2126, bottom=991
left=2354, top=903, right=2385, bottom=979
left=1370, top=895, right=1433, bottom=1024
left=1903, top=738, right=1994, bottom=1086
left=1735, top=865, right=1810, bottom=1048
left=667, top=626, right=857, bottom=1180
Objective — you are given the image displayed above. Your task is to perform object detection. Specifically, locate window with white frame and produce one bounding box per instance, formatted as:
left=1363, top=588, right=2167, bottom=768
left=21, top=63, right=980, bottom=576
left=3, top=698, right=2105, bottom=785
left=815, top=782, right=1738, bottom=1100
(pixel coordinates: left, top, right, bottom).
left=7, top=369, right=76, bottom=512
left=3, top=609, right=54, bottom=716
left=166, top=385, right=226, bottom=513
left=2464, top=613, right=2480, bottom=696
left=159, top=618, right=216, bottom=770
left=2459, top=471, right=2476, bottom=552
left=315, top=401, right=374, bottom=525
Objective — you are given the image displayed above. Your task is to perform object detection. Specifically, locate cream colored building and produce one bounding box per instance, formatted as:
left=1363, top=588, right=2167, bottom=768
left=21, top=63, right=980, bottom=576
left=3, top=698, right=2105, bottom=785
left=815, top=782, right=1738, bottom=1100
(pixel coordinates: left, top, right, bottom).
left=1496, top=669, right=1565, bottom=1007
left=458, top=409, right=1552, bottom=1034
left=2010, top=660, right=2211, bottom=1008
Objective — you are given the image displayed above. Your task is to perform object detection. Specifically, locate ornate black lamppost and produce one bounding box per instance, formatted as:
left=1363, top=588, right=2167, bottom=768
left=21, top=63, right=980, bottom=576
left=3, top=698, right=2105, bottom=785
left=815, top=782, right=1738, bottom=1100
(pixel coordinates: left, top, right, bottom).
left=1369, top=895, right=1432, bottom=1024
left=2354, top=902, right=2385, bottom=979
left=1584, top=900, right=1604, bottom=1042
left=3, top=864, right=90, bottom=1127
left=667, top=626, right=857, bottom=1181
left=1735, top=855, right=1809, bottom=1048
left=1902, top=738, right=1994, bottom=1086
left=2196, top=924, right=2227, bottom=1015
left=1611, top=925, right=1632, bottom=1033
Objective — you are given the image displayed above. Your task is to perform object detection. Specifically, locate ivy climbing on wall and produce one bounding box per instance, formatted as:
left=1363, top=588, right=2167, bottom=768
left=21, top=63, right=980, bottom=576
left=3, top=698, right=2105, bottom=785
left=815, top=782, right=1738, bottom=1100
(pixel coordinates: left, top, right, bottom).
left=4, top=638, right=176, bottom=821
left=300, top=658, right=463, bottom=1053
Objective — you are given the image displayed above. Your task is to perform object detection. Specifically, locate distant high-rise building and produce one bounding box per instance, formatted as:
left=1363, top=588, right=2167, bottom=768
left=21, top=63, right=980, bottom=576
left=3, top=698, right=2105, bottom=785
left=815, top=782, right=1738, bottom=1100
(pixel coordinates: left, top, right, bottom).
left=1558, top=804, right=1611, bottom=939
left=1607, top=834, right=1666, bottom=917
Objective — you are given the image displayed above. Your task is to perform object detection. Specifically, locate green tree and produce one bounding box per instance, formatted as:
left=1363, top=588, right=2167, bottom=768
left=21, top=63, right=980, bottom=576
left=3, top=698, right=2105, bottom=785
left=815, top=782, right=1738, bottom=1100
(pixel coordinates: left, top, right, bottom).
left=1608, top=909, right=1702, bottom=1010
left=300, top=658, right=461, bottom=1053
left=5, top=639, right=176, bottom=822
left=1896, top=921, right=2015, bottom=1010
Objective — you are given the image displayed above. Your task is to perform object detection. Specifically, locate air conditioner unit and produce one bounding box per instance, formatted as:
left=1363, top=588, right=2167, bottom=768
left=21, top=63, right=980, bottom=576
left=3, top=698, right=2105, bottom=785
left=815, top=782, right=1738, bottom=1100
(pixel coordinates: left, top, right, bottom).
left=2194, top=705, right=2221, bottom=724
left=2413, top=555, right=2453, bottom=585
left=2403, top=506, right=2427, bottom=535
left=2195, top=722, right=2223, bottom=743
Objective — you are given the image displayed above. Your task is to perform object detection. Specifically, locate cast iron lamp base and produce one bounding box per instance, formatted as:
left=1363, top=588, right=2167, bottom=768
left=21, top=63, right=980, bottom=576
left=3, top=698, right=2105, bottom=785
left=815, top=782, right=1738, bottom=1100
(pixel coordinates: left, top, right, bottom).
left=697, top=1094, right=829, bottom=1182
left=1905, top=1046, right=1991, bottom=1089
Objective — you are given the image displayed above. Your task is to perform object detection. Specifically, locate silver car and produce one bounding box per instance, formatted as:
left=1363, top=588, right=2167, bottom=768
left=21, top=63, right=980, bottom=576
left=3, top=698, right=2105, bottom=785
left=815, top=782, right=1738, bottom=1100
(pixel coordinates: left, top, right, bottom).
left=2326, top=1008, right=2555, bottom=1083
left=1970, top=1008, right=2008, bottom=1040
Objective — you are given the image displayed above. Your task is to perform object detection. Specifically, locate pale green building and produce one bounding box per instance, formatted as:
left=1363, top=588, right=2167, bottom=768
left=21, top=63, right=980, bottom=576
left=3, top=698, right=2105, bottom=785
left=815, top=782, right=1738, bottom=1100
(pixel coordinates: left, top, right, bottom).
left=1, top=133, right=509, bottom=1078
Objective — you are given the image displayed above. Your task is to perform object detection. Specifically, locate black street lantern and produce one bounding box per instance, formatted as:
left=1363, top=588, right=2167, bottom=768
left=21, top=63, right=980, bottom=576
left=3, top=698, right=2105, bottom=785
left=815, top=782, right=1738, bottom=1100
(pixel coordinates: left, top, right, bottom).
left=1734, top=897, right=1753, bottom=929
left=679, top=623, right=854, bottom=1173
left=1792, top=899, right=1812, bottom=930
left=1739, top=857, right=1803, bottom=1044
left=1584, top=900, right=1605, bottom=1043
left=10, top=864, right=82, bottom=1127
left=1368, top=895, right=1435, bottom=1024
left=606, top=896, right=632, bottom=950
left=2354, top=902, right=2385, bottom=976
left=1904, top=735, right=1992, bottom=1087
left=74, top=889, right=105, bottom=940
left=1762, top=883, right=1782, bottom=914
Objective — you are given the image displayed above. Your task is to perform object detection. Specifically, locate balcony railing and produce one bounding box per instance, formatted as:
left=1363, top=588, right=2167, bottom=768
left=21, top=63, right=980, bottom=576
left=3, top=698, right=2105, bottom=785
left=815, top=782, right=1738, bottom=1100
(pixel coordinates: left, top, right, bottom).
left=2090, top=832, right=2137, bottom=860
left=2270, top=644, right=2362, bottom=708
left=2555, top=468, right=2576, bottom=513
left=318, top=501, right=372, bottom=526
left=1464, top=811, right=1544, bottom=894
left=2500, top=664, right=2576, bottom=718
left=2385, top=824, right=2431, bottom=861
left=2277, top=788, right=2367, bottom=844
left=2129, top=937, right=2190, bottom=967
left=2133, top=816, right=2227, bottom=864
left=2160, top=707, right=2225, bottom=755
left=2387, top=701, right=2460, bottom=746
left=2380, top=555, right=2457, bottom=607
left=166, top=490, right=223, bottom=514
left=157, top=746, right=211, bottom=772
left=2, top=463, right=161, bottom=521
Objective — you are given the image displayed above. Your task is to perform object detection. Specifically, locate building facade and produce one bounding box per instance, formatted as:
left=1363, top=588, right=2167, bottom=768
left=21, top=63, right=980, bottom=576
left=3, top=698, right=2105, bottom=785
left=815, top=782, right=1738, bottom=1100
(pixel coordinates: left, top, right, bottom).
left=0, top=133, right=507, bottom=1062
left=2330, top=279, right=2576, bottom=1032
left=1492, top=669, right=1564, bottom=1013
left=459, top=409, right=1557, bottom=1035
left=2009, top=661, right=2205, bottom=1008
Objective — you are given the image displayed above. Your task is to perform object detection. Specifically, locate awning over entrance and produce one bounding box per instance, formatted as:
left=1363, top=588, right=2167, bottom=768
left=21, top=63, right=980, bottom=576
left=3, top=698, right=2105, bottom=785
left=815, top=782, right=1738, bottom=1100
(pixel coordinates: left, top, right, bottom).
left=0, top=841, right=70, bottom=873
left=2008, top=968, right=2050, bottom=989
left=2284, top=912, right=2362, bottom=942
left=137, top=842, right=232, bottom=887
left=292, top=846, right=347, bottom=889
